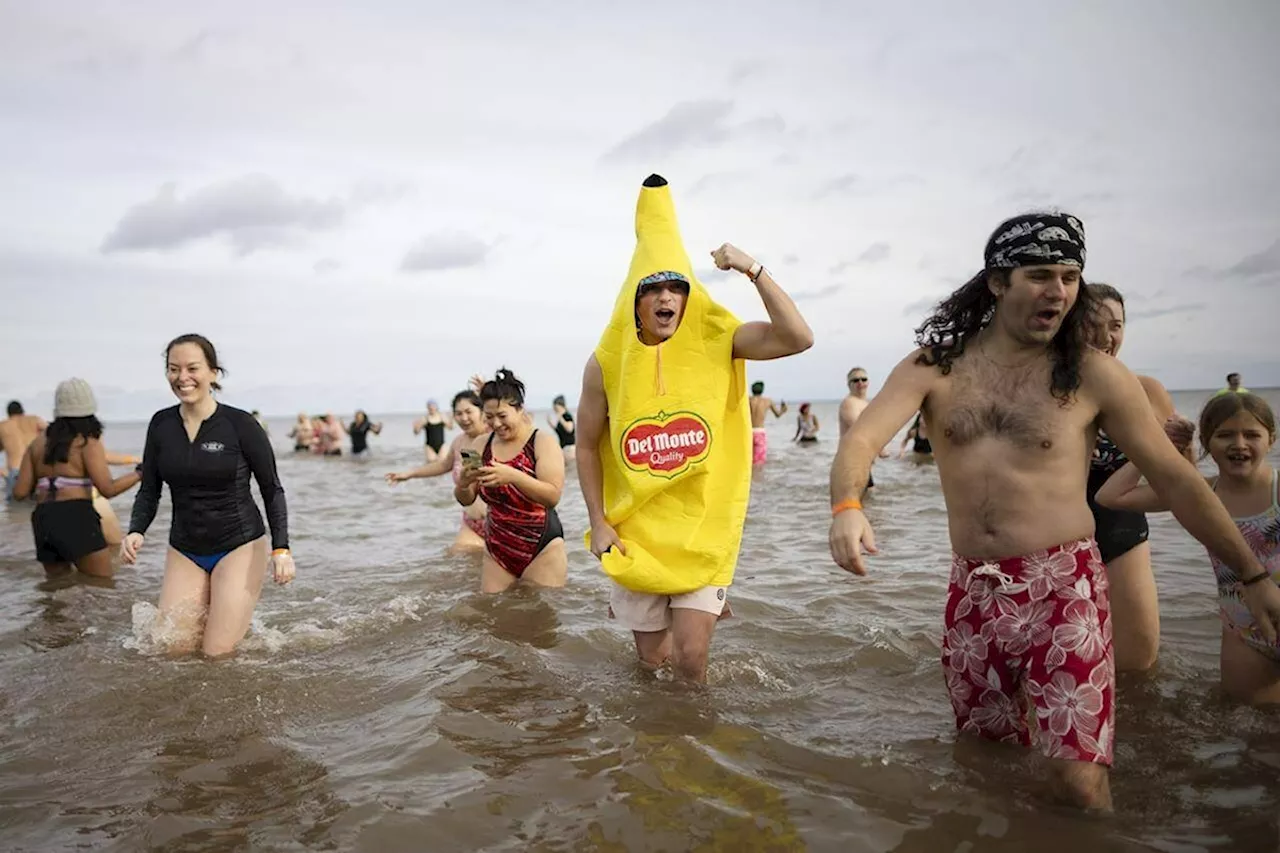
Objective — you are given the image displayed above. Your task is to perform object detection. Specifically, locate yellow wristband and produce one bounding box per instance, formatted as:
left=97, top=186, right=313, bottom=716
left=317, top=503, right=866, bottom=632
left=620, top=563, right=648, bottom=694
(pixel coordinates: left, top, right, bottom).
left=831, top=498, right=863, bottom=517
left=272, top=548, right=290, bottom=556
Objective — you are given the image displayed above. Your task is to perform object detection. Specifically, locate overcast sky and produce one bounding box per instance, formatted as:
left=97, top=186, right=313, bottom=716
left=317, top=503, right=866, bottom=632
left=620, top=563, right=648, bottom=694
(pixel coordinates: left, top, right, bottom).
left=2, top=0, right=1277, bottom=419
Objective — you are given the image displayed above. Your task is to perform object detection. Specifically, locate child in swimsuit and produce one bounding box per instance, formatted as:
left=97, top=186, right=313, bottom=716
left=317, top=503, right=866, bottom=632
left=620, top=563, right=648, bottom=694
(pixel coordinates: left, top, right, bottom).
left=1096, top=392, right=1280, bottom=705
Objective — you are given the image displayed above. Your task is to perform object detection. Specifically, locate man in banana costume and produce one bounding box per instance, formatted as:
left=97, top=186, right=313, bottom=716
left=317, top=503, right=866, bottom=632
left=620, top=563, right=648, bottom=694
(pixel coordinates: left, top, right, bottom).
left=576, top=174, right=814, bottom=682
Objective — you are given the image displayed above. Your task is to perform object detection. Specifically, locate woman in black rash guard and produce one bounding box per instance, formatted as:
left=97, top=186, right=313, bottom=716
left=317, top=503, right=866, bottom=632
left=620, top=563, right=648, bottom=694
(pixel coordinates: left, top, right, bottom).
left=122, top=334, right=295, bottom=657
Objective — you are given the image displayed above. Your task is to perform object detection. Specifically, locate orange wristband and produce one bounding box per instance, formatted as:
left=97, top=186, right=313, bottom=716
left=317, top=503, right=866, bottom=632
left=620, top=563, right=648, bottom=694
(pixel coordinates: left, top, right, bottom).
left=272, top=548, right=290, bottom=556
left=831, top=498, right=862, bottom=516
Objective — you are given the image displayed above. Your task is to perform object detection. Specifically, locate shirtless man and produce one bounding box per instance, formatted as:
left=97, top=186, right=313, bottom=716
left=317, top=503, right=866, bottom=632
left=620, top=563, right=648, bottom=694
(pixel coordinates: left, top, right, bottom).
left=748, top=382, right=787, bottom=465
left=2, top=401, right=46, bottom=501
left=838, top=368, right=888, bottom=491
left=827, top=212, right=1280, bottom=811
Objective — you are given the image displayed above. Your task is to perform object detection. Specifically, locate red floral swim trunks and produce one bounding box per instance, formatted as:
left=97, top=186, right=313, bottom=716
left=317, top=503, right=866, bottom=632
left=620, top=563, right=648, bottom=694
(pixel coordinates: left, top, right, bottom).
left=941, top=537, right=1115, bottom=766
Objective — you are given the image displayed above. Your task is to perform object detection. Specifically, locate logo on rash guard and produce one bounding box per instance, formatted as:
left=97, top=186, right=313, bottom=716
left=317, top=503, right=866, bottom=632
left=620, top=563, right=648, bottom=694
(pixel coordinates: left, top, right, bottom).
left=201, top=441, right=225, bottom=453
left=620, top=411, right=712, bottom=478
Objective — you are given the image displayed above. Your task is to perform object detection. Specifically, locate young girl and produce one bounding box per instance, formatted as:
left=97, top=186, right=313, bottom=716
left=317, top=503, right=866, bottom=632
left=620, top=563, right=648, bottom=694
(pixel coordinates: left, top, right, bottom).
left=1096, top=392, right=1279, bottom=704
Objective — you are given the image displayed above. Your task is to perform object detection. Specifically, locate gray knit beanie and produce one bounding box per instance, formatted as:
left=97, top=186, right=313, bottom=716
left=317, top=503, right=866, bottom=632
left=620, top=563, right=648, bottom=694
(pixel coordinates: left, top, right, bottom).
left=54, top=378, right=97, bottom=419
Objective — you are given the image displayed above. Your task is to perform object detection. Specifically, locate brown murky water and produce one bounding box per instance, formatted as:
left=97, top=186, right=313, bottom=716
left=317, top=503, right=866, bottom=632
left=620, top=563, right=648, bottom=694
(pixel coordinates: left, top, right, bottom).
left=2, top=390, right=1277, bottom=852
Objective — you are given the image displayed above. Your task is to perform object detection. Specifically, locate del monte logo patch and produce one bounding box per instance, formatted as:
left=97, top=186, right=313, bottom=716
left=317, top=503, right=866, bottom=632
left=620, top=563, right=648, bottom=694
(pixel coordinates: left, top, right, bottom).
left=621, top=411, right=712, bottom=478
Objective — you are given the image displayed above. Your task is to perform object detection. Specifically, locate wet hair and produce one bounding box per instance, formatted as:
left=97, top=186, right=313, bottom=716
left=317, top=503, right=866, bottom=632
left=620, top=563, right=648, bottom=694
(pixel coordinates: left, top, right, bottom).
left=913, top=268, right=1097, bottom=405
left=751, top=382, right=765, bottom=395
left=480, top=368, right=526, bottom=408
left=1085, top=282, right=1124, bottom=319
left=1227, top=372, right=1240, bottom=383
left=1198, top=392, right=1276, bottom=457
left=43, top=416, right=104, bottom=465
left=451, top=390, right=482, bottom=411
left=799, top=402, right=812, bottom=414
left=165, top=333, right=225, bottom=392
left=552, top=395, right=567, bottom=407
left=353, top=410, right=367, bottom=423
left=6, top=401, right=22, bottom=416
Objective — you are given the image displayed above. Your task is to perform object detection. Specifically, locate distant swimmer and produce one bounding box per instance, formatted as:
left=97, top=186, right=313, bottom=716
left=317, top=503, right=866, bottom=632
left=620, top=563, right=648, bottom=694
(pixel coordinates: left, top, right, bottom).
left=547, top=395, right=577, bottom=461
left=1083, top=282, right=1177, bottom=673
left=11, top=378, right=141, bottom=577
left=838, top=367, right=888, bottom=493
left=455, top=369, right=566, bottom=592
left=2, top=400, right=47, bottom=502
left=897, top=413, right=933, bottom=461
left=122, top=334, right=294, bottom=658
left=414, top=400, right=452, bottom=462
left=386, top=389, right=491, bottom=554
left=1214, top=372, right=1249, bottom=397
left=348, top=410, right=383, bottom=456
left=577, top=174, right=812, bottom=683
left=793, top=403, right=820, bottom=444
left=748, top=382, right=787, bottom=464
left=1098, top=393, right=1280, bottom=705
left=827, top=211, right=1280, bottom=811
left=288, top=413, right=315, bottom=452
left=318, top=413, right=344, bottom=457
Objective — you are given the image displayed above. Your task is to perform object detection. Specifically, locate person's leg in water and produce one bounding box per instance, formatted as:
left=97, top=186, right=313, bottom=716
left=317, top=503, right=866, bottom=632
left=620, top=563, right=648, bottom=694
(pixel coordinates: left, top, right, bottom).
left=479, top=553, right=520, bottom=594
left=156, top=550, right=213, bottom=655
left=93, top=490, right=124, bottom=547
left=202, top=538, right=268, bottom=658
left=73, top=546, right=114, bottom=578
left=1105, top=542, right=1160, bottom=672
left=519, top=538, right=566, bottom=588
left=449, top=522, right=486, bottom=555
left=1220, top=628, right=1280, bottom=705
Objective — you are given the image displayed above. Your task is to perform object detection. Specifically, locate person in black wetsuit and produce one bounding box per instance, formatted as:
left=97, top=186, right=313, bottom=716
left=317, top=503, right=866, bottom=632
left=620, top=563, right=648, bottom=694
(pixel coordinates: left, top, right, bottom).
left=348, top=410, right=382, bottom=456
left=1084, top=283, right=1177, bottom=672
left=547, top=395, right=576, bottom=461
left=122, top=334, right=295, bottom=657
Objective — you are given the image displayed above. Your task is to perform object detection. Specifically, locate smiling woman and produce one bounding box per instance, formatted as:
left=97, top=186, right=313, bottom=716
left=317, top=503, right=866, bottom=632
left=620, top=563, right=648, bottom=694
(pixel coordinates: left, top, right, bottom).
left=454, top=367, right=567, bottom=594
left=123, top=334, right=296, bottom=658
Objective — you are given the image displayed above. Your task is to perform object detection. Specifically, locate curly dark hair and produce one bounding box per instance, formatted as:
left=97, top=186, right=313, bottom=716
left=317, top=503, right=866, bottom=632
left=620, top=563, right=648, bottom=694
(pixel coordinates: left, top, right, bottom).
left=43, top=416, right=104, bottom=465
left=913, top=270, right=1098, bottom=404
left=479, top=368, right=526, bottom=408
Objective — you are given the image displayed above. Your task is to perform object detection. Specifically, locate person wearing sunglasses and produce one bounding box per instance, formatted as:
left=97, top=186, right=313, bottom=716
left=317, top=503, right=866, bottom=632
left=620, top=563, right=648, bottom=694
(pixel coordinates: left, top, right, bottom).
left=839, top=368, right=888, bottom=492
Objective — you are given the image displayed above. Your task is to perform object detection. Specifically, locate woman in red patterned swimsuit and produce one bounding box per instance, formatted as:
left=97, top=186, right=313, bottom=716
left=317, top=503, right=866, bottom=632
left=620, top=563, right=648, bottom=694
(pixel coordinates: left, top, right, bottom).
left=455, top=368, right=567, bottom=593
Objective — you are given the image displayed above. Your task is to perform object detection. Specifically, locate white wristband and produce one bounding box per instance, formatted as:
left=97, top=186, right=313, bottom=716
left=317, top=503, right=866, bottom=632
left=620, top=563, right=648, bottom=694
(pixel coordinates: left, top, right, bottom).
left=747, top=261, right=763, bottom=281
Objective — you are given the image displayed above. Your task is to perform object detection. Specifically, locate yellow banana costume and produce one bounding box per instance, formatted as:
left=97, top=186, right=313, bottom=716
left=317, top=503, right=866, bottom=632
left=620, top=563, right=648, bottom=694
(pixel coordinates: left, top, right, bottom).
left=587, top=174, right=752, bottom=595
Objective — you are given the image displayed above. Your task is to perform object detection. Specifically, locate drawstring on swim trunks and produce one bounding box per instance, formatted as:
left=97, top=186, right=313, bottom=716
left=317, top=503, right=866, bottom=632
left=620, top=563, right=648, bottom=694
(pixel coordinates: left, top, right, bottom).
left=966, top=562, right=1018, bottom=592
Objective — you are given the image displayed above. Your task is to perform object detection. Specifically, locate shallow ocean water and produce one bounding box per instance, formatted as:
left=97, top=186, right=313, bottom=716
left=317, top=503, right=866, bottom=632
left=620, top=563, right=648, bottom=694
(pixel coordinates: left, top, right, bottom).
left=1, top=390, right=1277, bottom=852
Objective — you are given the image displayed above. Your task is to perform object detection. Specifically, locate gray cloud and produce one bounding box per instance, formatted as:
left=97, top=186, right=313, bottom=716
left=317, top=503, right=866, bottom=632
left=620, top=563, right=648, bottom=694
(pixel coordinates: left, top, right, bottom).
left=1126, top=302, right=1208, bottom=322
left=101, top=175, right=347, bottom=255
left=782, top=253, right=800, bottom=265
left=600, top=100, right=784, bottom=164
left=400, top=232, right=490, bottom=273
left=813, top=173, right=921, bottom=200
left=859, top=242, right=891, bottom=264
left=1225, top=238, right=1280, bottom=279
left=314, top=258, right=342, bottom=275
left=790, top=284, right=842, bottom=302
left=727, top=61, right=766, bottom=86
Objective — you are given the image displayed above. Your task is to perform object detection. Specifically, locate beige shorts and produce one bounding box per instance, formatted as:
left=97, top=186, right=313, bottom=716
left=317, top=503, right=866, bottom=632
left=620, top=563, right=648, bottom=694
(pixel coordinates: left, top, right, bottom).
left=608, top=582, right=728, bottom=632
